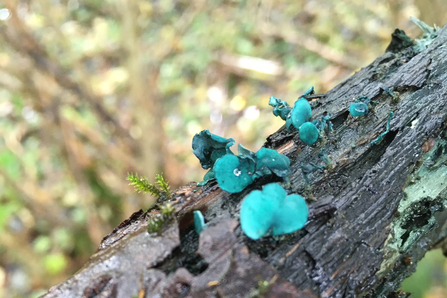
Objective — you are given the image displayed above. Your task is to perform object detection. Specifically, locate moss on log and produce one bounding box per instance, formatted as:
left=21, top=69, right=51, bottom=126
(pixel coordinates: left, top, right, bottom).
left=43, top=25, right=447, bottom=298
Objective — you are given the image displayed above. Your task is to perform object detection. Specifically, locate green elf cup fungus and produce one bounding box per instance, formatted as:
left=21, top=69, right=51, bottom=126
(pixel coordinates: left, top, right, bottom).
left=318, top=148, right=332, bottom=168
left=291, top=97, right=312, bottom=130
left=194, top=210, right=207, bottom=235
left=302, top=86, right=315, bottom=97
left=238, top=144, right=257, bottom=163
left=349, top=96, right=374, bottom=117
left=312, top=113, right=333, bottom=133
left=197, top=169, right=215, bottom=186
left=194, top=131, right=291, bottom=193
left=192, top=129, right=235, bottom=169
left=349, top=102, right=369, bottom=117
left=240, top=183, right=308, bottom=240
left=193, top=129, right=235, bottom=185
left=214, top=154, right=255, bottom=193
left=269, top=87, right=315, bottom=131
left=300, top=162, right=325, bottom=186
left=299, top=122, right=319, bottom=145
left=255, top=148, right=291, bottom=179
left=269, top=96, right=291, bottom=121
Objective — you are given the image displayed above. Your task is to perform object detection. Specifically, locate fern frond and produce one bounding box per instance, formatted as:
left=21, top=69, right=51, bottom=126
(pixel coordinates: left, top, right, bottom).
left=155, top=173, right=171, bottom=197
left=127, top=172, right=161, bottom=197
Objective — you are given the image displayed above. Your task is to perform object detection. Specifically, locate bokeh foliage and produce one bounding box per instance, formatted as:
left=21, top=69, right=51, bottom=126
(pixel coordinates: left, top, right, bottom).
left=0, top=0, right=445, bottom=297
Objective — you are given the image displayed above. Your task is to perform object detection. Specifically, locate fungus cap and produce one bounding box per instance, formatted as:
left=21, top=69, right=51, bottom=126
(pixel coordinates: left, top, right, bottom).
left=349, top=102, right=368, bottom=117
left=299, top=122, right=319, bottom=145
left=255, top=148, right=291, bottom=178
left=194, top=211, right=206, bottom=235
left=192, top=129, right=235, bottom=169
left=290, top=98, right=312, bottom=130
left=214, top=154, right=255, bottom=193
left=240, top=183, right=308, bottom=240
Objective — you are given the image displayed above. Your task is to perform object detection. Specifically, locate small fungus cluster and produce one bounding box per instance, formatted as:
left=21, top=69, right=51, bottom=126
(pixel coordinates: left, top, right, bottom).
left=190, top=85, right=399, bottom=241
left=240, top=183, right=308, bottom=240
left=349, top=96, right=373, bottom=117
left=270, top=86, right=333, bottom=146
left=269, top=86, right=313, bottom=132
left=192, top=129, right=291, bottom=193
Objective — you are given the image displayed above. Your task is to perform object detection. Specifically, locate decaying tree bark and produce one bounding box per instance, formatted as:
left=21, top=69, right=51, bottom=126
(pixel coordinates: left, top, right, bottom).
left=43, top=26, right=447, bottom=298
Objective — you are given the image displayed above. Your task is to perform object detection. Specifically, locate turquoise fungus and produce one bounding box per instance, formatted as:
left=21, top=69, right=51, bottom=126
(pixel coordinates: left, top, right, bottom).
left=300, top=162, right=325, bottom=186
left=192, top=129, right=234, bottom=169
left=194, top=210, right=207, bottom=235
left=269, top=87, right=333, bottom=146
left=290, top=86, right=314, bottom=130
left=269, top=87, right=314, bottom=131
left=298, top=114, right=334, bottom=146
left=214, top=153, right=256, bottom=193
left=255, top=148, right=291, bottom=179
left=349, top=96, right=372, bottom=117
left=192, top=130, right=291, bottom=193
left=240, top=183, right=308, bottom=240
left=299, top=122, right=319, bottom=145
left=269, top=96, right=291, bottom=121
left=192, top=129, right=235, bottom=186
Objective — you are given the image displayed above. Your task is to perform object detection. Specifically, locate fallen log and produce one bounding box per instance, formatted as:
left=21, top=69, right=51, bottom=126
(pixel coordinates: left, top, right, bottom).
left=43, top=24, right=447, bottom=298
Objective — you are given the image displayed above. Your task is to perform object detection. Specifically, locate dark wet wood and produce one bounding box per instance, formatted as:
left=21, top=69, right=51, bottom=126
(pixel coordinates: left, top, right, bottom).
left=43, top=27, right=447, bottom=298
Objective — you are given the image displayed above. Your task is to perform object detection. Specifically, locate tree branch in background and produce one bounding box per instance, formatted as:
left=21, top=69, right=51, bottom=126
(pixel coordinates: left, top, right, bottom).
left=260, top=24, right=361, bottom=70
left=42, top=24, right=447, bottom=298
left=0, top=1, right=134, bottom=147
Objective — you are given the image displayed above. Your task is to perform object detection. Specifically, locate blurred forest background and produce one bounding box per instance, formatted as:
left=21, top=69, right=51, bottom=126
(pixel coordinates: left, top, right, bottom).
left=0, top=0, right=446, bottom=297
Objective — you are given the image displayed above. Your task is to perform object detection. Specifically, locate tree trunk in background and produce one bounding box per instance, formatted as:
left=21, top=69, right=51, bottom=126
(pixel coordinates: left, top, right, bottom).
left=42, top=26, right=447, bottom=298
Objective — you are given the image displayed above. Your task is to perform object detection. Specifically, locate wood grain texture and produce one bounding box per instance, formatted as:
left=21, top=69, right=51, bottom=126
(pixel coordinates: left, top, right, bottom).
left=43, top=26, right=447, bottom=298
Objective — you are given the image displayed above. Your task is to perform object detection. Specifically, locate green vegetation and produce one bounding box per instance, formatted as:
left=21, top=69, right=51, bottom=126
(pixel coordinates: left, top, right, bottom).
left=147, top=202, right=174, bottom=235
left=155, top=174, right=171, bottom=198
left=127, top=173, right=162, bottom=197
left=0, top=0, right=445, bottom=297
left=127, top=172, right=171, bottom=199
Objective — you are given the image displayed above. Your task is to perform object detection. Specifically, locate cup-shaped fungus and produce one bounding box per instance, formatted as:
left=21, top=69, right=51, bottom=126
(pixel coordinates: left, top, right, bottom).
left=255, top=148, right=291, bottom=178
left=194, top=211, right=207, bottom=235
left=291, top=97, right=312, bottom=130
left=214, top=154, right=256, bottom=193
left=240, top=183, right=308, bottom=240
left=349, top=102, right=369, bottom=117
left=269, top=96, right=291, bottom=121
left=193, top=131, right=291, bottom=193
left=192, top=129, right=235, bottom=169
left=299, top=122, right=319, bottom=145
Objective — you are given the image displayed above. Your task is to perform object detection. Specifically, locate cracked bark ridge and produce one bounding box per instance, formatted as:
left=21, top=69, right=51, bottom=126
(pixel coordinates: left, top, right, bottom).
left=44, top=213, right=180, bottom=298
left=42, top=26, right=447, bottom=298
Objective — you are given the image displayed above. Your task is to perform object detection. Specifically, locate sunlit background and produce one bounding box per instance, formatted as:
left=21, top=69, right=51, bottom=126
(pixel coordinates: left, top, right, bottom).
left=0, top=0, right=445, bottom=297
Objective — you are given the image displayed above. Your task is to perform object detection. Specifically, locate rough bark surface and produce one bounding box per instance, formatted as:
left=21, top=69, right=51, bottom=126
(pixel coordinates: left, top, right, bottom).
left=43, top=26, right=447, bottom=298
